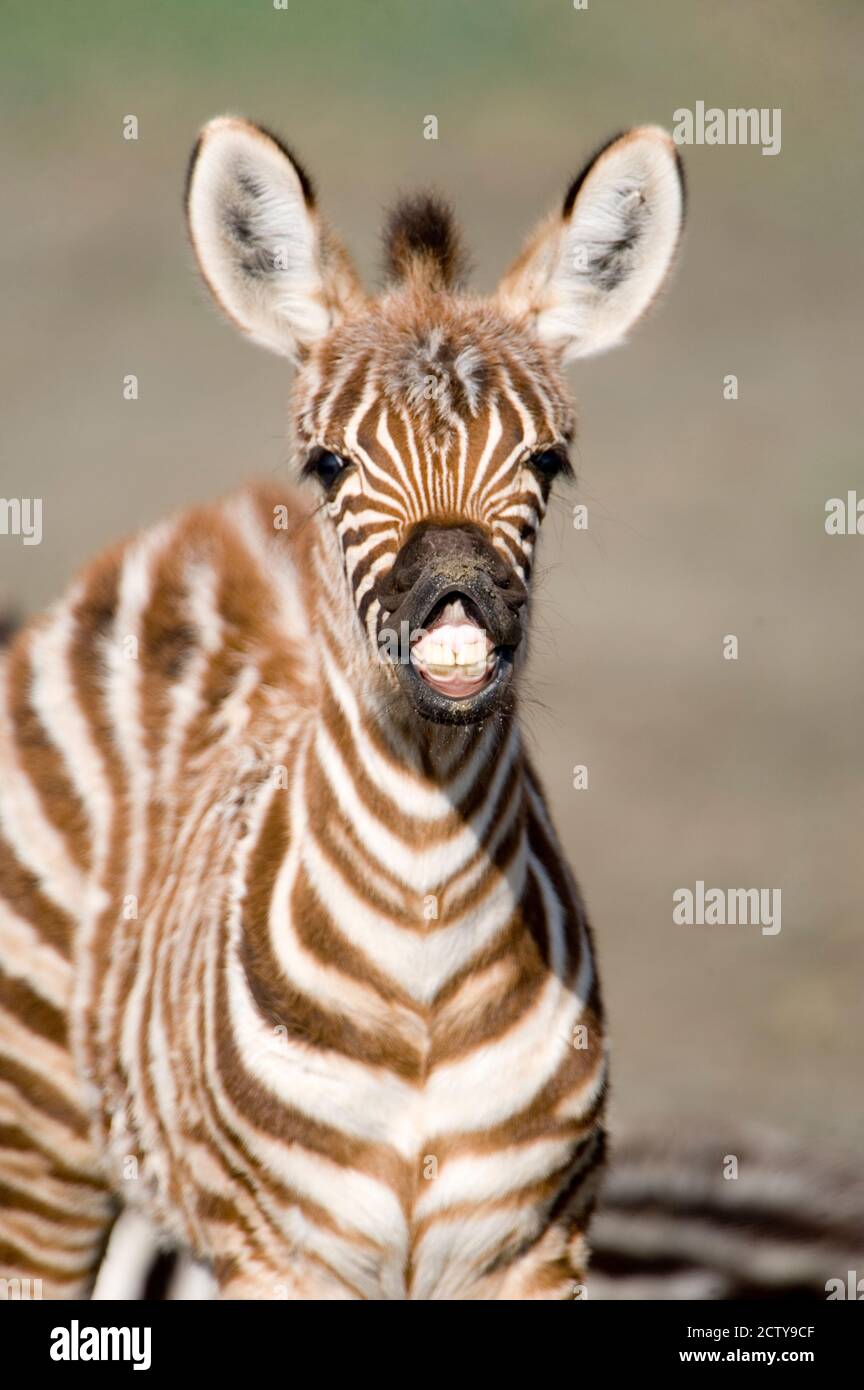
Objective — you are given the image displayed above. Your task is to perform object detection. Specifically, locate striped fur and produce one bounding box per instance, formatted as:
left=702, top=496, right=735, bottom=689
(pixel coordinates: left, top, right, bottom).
left=89, top=1128, right=864, bottom=1302
left=0, top=119, right=685, bottom=1299
left=592, top=1131, right=864, bottom=1300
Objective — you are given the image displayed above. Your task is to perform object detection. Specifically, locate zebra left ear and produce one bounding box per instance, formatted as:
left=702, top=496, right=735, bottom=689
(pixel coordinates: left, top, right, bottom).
left=185, top=116, right=366, bottom=360
left=495, top=127, right=685, bottom=361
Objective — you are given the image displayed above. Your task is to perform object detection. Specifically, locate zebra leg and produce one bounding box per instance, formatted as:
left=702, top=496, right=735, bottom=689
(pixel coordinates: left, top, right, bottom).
left=0, top=882, right=115, bottom=1297
left=490, top=1141, right=606, bottom=1300
left=0, top=1064, right=115, bottom=1299
left=91, top=1209, right=218, bottom=1300
left=486, top=1221, right=592, bottom=1300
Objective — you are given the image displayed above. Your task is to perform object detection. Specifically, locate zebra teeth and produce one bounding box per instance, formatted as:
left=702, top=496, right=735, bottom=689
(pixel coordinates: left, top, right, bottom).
left=412, top=622, right=493, bottom=685
left=425, top=659, right=488, bottom=680
left=409, top=594, right=499, bottom=697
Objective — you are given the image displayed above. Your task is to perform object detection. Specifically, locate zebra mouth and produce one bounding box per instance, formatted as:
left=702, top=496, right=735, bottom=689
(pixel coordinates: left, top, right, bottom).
left=411, top=594, right=500, bottom=699
left=397, top=589, right=516, bottom=724
left=376, top=523, right=525, bottom=725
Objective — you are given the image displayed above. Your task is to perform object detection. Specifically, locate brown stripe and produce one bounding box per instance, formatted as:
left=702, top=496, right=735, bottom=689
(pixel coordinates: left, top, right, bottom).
left=0, top=835, right=73, bottom=960
left=0, top=1125, right=104, bottom=1188
left=0, top=970, right=67, bottom=1047
left=0, top=1178, right=105, bottom=1226
left=0, top=1237, right=100, bottom=1282
left=0, top=1056, right=88, bottom=1136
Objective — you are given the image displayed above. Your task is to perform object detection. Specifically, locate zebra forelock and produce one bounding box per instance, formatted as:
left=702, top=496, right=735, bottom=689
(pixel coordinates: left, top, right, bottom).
left=381, top=193, right=468, bottom=292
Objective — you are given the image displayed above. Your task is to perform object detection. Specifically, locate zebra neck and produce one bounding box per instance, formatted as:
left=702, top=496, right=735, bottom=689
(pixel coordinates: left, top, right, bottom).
left=316, top=627, right=523, bottom=795
left=309, top=521, right=525, bottom=799
left=306, top=628, right=528, bottom=913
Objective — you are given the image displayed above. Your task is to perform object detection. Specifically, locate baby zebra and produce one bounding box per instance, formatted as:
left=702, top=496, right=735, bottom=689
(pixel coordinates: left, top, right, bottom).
left=0, top=118, right=684, bottom=1299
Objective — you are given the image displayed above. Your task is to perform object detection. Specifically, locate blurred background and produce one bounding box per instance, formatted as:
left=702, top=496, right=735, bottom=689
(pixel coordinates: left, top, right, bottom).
left=1, top=0, right=861, bottom=1291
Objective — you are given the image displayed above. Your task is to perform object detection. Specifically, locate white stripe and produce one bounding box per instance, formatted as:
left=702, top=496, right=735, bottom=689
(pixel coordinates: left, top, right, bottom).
left=0, top=667, right=86, bottom=913
left=0, top=900, right=70, bottom=1009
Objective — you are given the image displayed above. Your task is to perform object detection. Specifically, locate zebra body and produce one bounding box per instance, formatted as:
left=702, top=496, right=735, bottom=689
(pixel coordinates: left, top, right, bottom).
left=1, top=486, right=604, bottom=1299
left=0, top=118, right=685, bottom=1298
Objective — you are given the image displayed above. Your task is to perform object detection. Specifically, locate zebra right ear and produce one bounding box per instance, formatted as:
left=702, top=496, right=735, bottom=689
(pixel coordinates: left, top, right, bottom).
left=185, top=117, right=365, bottom=360
left=495, top=127, right=684, bottom=362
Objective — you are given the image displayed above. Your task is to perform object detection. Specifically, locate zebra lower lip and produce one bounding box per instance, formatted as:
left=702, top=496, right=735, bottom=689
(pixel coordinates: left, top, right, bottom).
left=413, top=654, right=498, bottom=698
left=409, top=644, right=515, bottom=709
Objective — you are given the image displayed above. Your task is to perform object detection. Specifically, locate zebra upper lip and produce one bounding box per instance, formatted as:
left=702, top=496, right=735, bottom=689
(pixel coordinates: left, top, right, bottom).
left=382, top=574, right=523, bottom=655
left=377, top=522, right=526, bottom=646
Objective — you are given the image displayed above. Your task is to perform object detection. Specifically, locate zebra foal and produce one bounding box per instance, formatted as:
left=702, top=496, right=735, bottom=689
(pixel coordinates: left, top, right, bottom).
left=0, top=117, right=684, bottom=1299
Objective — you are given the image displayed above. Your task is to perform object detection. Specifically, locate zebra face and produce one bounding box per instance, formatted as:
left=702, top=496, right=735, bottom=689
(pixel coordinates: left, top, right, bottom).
left=186, top=117, right=685, bottom=721
left=292, top=298, right=575, bottom=725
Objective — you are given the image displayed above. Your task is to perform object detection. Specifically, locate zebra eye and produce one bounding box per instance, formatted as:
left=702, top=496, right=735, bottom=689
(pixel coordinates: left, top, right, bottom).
left=303, top=448, right=350, bottom=489
left=529, top=447, right=572, bottom=480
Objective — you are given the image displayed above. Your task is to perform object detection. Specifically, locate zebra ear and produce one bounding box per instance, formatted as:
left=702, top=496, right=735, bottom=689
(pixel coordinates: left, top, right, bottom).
left=185, top=117, right=365, bottom=360
left=495, top=127, right=684, bottom=362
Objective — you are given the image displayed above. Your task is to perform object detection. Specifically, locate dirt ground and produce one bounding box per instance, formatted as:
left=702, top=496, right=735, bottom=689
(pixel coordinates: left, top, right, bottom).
left=1, top=0, right=861, bottom=1168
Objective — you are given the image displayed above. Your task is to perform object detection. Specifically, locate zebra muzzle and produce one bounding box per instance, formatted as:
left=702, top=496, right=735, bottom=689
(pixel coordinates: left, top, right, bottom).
left=377, top=523, right=526, bottom=725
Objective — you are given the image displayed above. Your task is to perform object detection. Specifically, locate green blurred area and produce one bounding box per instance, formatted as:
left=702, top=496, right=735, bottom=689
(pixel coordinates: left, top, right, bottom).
left=0, top=0, right=862, bottom=1153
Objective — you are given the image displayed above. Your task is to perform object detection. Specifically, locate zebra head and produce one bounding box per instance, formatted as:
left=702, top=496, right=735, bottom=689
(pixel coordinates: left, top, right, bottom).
left=186, top=117, right=684, bottom=725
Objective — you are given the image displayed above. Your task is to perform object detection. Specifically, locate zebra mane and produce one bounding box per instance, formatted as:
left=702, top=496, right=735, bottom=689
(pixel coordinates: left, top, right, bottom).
left=381, top=192, right=469, bottom=290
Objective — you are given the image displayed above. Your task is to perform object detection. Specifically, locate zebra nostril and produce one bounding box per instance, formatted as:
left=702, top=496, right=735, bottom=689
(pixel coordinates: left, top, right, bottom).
left=378, top=559, right=420, bottom=612
left=495, top=569, right=527, bottom=607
